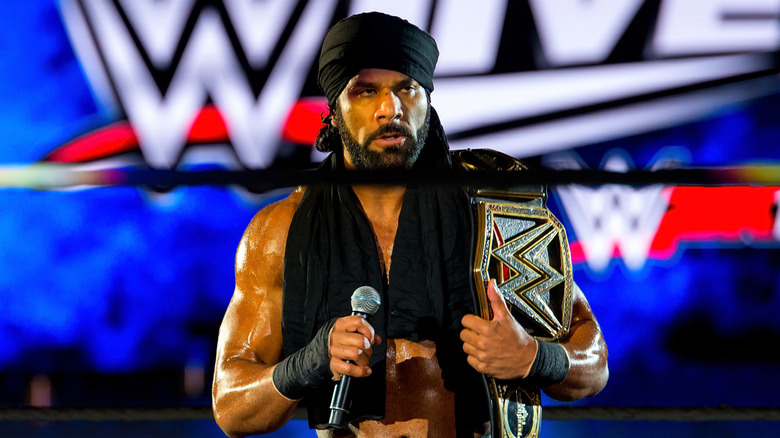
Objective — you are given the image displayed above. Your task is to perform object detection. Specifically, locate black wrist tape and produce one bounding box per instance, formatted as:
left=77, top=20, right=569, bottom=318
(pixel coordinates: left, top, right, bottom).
left=524, top=340, right=570, bottom=388
left=272, top=319, right=337, bottom=400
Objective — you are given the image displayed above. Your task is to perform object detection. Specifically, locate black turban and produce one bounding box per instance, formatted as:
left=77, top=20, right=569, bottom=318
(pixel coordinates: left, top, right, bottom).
left=318, top=12, right=439, bottom=108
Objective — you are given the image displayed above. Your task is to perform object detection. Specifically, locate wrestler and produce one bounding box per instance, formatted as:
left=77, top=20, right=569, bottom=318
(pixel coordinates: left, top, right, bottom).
left=212, top=12, right=608, bottom=438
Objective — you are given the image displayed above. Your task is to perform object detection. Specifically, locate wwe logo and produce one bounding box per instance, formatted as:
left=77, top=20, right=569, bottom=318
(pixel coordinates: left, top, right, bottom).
left=547, top=151, right=677, bottom=272
left=57, top=0, right=779, bottom=171
left=60, top=0, right=336, bottom=168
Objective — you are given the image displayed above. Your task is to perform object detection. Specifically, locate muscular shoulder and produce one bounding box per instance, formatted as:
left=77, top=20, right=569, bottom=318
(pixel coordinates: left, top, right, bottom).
left=235, top=187, right=306, bottom=289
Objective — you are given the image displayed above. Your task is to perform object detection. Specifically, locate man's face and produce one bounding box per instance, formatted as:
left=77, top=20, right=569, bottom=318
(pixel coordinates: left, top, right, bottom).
left=334, top=68, right=430, bottom=170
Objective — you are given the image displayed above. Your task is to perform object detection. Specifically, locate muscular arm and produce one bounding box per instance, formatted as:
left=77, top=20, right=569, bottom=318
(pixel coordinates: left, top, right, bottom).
left=212, top=189, right=303, bottom=437
left=212, top=188, right=379, bottom=437
left=543, top=282, right=608, bottom=401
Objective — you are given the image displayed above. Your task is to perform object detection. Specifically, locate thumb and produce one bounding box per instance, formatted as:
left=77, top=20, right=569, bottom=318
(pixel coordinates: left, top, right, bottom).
left=487, top=279, right=510, bottom=321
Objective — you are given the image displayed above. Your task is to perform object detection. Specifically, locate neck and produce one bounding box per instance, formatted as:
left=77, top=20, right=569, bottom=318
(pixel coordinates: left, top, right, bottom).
left=340, top=148, right=408, bottom=217
left=351, top=184, right=406, bottom=218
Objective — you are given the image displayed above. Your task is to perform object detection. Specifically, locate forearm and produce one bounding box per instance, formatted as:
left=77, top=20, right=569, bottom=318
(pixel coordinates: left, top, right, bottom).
left=543, top=318, right=608, bottom=401
left=213, top=359, right=299, bottom=437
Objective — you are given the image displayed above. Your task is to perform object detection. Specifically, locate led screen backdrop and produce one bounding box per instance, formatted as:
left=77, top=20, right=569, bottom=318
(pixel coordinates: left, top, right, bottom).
left=2, top=0, right=780, bottom=427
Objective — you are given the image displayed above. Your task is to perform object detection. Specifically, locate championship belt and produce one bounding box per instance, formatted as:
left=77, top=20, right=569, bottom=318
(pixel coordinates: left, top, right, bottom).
left=452, top=149, right=573, bottom=438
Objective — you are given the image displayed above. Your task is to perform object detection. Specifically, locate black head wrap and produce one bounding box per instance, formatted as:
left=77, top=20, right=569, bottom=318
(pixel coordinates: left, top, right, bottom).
left=318, top=12, right=439, bottom=108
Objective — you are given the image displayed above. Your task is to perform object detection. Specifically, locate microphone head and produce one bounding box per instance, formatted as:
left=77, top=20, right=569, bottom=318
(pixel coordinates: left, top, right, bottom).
left=350, top=286, right=381, bottom=315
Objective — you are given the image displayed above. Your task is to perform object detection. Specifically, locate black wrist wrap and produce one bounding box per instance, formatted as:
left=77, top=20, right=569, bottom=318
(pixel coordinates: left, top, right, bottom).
left=272, top=319, right=337, bottom=400
left=524, top=340, right=570, bottom=388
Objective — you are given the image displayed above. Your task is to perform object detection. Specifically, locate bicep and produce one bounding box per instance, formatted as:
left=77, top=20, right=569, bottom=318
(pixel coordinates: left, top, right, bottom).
left=215, top=283, right=283, bottom=370
left=561, top=282, right=605, bottom=357
left=568, top=283, right=598, bottom=333
left=544, top=282, right=608, bottom=400
left=217, top=196, right=299, bottom=369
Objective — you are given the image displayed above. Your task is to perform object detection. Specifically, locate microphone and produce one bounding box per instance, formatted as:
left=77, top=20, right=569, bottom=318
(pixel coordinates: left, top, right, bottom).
left=328, top=286, right=382, bottom=428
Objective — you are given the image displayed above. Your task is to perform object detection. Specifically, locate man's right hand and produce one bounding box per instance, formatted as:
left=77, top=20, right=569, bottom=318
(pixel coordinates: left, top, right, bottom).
left=328, top=316, right=382, bottom=380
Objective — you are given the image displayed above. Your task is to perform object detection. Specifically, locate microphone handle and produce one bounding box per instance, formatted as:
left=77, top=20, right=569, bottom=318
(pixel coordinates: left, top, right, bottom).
left=328, top=374, right=352, bottom=427
left=327, top=310, right=370, bottom=428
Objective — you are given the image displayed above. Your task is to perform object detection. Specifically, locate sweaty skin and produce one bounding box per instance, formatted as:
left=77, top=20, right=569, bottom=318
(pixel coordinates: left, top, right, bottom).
left=212, top=188, right=607, bottom=438
left=212, top=69, right=608, bottom=437
left=212, top=187, right=459, bottom=438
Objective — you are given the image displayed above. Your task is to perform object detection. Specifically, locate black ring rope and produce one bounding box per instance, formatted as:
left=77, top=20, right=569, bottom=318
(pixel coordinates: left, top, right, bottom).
left=0, top=407, right=214, bottom=422
left=2, top=164, right=780, bottom=190
left=1, top=406, right=779, bottom=422
left=542, top=406, right=780, bottom=422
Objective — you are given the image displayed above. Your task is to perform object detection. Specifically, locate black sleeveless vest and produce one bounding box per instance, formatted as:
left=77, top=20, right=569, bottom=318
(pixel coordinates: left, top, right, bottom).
left=280, top=110, right=491, bottom=434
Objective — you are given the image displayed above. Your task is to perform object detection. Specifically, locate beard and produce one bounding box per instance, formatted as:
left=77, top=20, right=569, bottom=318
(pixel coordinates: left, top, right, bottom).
left=336, top=105, right=431, bottom=171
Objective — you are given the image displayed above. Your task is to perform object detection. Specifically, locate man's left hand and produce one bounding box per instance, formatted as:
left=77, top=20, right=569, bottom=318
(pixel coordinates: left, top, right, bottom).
left=460, top=279, right=537, bottom=380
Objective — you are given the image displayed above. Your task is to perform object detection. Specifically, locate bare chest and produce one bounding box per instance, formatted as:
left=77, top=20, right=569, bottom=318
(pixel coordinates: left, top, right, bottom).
left=370, top=219, right=398, bottom=276
left=317, top=339, right=457, bottom=438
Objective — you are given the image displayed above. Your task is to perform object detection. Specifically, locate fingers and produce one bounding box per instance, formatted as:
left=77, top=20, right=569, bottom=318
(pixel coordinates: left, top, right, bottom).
left=460, top=278, right=538, bottom=379
left=460, top=332, right=484, bottom=360
left=460, top=314, right=483, bottom=332
left=333, top=315, right=376, bottom=342
left=465, top=351, right=488, bottom=375
left=460, top=322, right=489, bottom=373
left=460, top=328, right=491, bottom=375
left=329, top=316, right=377, bottom=378
left=459, top=325, right=481, bottom=348
left=330, top=333, right=371, bottom=361
left=330, top=356, right=373, bottom=379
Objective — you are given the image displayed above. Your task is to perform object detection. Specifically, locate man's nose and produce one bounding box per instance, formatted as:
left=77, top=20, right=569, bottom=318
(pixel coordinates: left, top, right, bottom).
left=375, top=91, right=403, bottom=122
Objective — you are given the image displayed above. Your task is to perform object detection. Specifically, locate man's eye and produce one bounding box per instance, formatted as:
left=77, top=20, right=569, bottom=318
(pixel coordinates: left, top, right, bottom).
left=358, top=89, right=376, bottom=96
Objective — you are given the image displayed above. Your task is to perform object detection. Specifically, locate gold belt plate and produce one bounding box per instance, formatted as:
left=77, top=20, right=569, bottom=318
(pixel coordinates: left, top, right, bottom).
left=473, top=194, right=573, bottom=341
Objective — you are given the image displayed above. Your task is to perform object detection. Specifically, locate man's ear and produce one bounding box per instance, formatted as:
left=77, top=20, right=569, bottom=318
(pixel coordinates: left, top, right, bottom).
left=329, top=104, right=340, bottom=128
left=322, top=109, right=339, bottom=128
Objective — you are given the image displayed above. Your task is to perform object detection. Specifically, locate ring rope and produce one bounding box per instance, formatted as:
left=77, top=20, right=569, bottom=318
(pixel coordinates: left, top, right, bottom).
left=1, top=164, right=780, bottom=190
left=1, top=406, right=779, bottom=422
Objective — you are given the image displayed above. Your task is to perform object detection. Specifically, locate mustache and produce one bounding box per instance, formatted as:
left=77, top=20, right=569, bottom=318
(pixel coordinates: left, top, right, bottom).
left=364, top=123, right=415, bottom=146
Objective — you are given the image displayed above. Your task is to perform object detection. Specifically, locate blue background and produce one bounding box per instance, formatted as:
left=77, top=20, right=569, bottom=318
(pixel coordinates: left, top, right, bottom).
left=2, top=1, right=780, bottom=437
